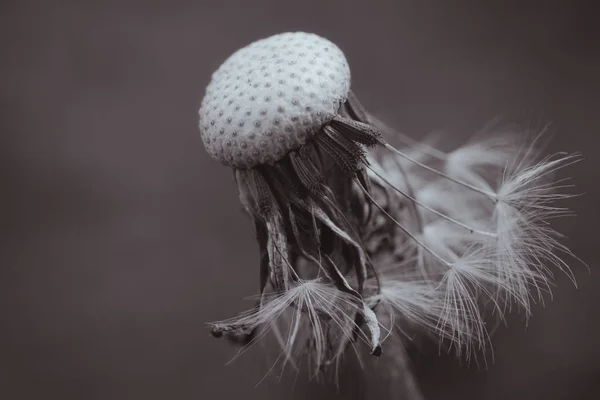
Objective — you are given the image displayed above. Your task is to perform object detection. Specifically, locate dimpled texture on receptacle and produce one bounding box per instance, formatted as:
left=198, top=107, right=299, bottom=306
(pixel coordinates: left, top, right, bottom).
left=199, top=32, right=351, bottom=168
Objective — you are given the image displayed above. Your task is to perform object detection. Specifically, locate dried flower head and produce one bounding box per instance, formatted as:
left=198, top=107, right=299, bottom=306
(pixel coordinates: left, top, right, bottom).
left=198, top=32, right=582, bottom=378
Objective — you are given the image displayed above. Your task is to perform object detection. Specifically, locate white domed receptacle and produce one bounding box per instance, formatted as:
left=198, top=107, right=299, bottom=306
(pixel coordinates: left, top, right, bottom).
left=199, top=32, right=351, bottom=168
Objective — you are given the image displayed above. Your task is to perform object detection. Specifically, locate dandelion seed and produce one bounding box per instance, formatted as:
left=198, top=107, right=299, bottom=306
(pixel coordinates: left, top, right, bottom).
left=198, top=31, right=582, bottom=385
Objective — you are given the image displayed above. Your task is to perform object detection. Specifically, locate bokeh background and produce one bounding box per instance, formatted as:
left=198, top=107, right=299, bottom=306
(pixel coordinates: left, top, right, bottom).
left=2, top=0, right=599, bottom=399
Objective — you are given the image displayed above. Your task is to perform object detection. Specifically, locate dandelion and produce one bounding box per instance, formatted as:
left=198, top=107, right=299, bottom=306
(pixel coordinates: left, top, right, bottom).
left=198, top=32, right=582, bottom=387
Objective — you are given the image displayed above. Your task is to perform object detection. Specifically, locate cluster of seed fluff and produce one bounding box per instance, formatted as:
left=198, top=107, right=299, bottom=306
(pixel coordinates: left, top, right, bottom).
left=200, top=32, right=582, bottom=385
left=199, top=32, right=351, bottom=168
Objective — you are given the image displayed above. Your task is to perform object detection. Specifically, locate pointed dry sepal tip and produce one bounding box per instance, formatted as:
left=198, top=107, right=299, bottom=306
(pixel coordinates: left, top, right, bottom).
left=372, top=345, right=383, bottom=357
left=362, top=304, right=383, bottom=356
left=198, top=32, right=352, bottom=168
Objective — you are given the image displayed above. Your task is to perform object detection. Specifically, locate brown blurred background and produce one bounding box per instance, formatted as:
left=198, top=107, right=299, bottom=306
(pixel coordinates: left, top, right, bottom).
left=1, top=0, right=599, bottom=399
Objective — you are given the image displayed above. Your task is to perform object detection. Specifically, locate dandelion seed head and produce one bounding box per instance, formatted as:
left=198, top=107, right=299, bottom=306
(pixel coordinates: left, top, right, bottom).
left=198, top=31, right=583, bottom=382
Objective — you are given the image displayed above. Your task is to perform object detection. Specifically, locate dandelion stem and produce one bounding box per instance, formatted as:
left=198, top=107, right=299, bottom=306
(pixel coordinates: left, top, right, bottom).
left=363, top=316, right=425, bottom=400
